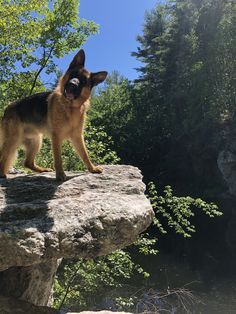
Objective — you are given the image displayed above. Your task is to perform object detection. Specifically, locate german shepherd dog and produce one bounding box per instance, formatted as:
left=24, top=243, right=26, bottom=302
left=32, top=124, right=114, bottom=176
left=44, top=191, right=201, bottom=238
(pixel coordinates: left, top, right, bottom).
left=0, top=49, right=107, bottom=181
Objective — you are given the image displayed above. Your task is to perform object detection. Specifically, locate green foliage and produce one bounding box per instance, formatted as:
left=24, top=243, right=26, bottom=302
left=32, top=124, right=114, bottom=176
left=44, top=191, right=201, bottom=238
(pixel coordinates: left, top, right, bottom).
left=91, top=0, right=235, bottom=193
left=91, top=73, right=134, bottom=157
left=0, top=0, right=98, bottom=111
left=53, top=250, right=148, bottom=312
left=85, top=124, right=121, bottom=166
left=0, top=0, right=98, bottom=79
left=134, top=233, right=158, bottom=256
left=148, top=182, right=222, bottom=238
left=0, top=72, right=45, bottom=116
left=133, top=0, right=236, bottom=148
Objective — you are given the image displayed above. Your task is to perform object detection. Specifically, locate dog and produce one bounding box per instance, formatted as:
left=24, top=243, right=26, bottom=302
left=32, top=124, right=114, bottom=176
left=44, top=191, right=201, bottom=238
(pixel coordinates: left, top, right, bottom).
left=0, top=49, right=108, bottom=181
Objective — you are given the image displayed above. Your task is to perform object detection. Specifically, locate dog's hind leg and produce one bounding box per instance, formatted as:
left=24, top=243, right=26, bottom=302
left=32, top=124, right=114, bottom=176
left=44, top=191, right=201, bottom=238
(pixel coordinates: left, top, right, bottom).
left=0, top=121, right=21, bottom=178
left=0, top=136, right=20, bottom=178
left=23, top=135, right=52, bottom=173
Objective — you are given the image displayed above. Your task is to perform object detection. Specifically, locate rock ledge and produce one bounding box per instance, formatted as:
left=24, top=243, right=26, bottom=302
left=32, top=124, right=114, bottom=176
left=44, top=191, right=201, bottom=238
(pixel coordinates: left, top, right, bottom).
left=0, top=165, right=153, bottom=309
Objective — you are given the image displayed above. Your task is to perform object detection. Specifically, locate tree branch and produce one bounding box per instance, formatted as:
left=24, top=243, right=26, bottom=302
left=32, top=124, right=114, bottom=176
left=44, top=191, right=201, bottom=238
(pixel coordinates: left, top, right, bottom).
left=29, top=45, right=55, bottom=95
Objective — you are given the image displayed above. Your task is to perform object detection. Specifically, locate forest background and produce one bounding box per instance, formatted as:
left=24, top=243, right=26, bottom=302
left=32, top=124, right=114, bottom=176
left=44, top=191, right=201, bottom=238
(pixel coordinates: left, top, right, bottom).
left=0, top=0, right=235, bottom=312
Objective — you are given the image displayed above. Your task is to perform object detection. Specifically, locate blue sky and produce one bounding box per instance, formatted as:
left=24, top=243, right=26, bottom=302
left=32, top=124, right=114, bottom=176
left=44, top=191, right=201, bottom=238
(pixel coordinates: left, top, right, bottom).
left=59, top=0, right=159, bottom=81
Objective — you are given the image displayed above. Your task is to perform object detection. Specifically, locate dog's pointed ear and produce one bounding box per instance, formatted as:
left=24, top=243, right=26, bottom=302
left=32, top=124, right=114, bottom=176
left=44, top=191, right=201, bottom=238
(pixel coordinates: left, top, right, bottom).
left=91, top=71, right=108, bottom=86
left=68, top=49, right=85, bottom=69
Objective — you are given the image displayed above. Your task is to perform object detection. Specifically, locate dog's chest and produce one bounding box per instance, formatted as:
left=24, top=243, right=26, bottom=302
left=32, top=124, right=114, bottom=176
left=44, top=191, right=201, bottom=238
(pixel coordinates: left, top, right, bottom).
left=61, top=106, right=85, bottom=136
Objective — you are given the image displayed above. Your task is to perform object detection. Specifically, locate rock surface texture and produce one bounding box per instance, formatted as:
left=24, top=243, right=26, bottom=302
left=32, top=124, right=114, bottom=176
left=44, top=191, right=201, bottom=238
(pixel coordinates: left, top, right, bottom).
left=218, top=150, right=236, bottom=196
left=0, top=165, right=153, bottom=311
left=218, top=132, right=236, bottom=253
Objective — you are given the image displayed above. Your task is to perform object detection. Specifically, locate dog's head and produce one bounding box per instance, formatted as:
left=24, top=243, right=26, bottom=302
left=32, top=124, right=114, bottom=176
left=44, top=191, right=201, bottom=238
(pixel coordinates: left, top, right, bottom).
left=62, top=49, right=108, bottom=101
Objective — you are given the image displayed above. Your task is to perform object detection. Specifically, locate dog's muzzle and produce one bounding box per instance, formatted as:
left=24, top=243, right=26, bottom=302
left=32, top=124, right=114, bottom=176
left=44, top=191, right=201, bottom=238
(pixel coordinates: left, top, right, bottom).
left=64, top=78, right=80, bottom=100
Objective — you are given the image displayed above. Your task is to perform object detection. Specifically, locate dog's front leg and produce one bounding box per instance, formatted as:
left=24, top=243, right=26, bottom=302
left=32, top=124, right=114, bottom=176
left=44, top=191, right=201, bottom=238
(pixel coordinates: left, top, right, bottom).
left=52, top=134, right=67, bottom=181
left=71, top=134, right=103, bottom=174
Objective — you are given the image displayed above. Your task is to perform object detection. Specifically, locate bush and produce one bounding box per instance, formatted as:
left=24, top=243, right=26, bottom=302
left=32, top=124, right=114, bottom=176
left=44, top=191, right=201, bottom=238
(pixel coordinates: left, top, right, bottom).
left=148, top=182, right=222, bottom=238
left=54, top=251, right=150, bottom=312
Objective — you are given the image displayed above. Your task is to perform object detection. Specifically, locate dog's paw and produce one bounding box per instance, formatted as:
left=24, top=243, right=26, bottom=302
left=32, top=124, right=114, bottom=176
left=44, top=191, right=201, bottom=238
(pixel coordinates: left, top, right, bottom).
left=56, top=172, right=67, bottom=181
left=89, top=166, right=103, bottom=174
left=42, top=168, right=53, bottom=172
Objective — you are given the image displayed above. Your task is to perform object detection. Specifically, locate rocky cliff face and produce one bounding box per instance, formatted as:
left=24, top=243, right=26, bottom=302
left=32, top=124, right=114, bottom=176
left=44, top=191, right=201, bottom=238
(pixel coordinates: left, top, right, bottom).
left=0, top=165, right=153, bottom=313
left=218, top=131, right=236, bottom=255
left=218, top=148, right=236, bottom=196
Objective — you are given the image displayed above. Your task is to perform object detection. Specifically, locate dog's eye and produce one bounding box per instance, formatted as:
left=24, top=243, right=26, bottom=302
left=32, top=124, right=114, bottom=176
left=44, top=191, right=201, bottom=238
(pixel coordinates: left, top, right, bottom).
left=79, top=77, right=87, bottom=85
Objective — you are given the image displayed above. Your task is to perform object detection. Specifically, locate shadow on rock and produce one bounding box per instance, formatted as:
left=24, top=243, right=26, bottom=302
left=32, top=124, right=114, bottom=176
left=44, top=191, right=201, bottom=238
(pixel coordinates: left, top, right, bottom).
left=0, top=174, right=62, bottom=233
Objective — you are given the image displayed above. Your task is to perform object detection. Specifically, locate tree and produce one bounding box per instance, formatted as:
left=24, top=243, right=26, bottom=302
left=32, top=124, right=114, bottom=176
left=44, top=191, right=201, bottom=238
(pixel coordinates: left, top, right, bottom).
left=133, top=0, right=235, bottom=137
left=91, top=72, right=135, bottom=160
left=0, top=0, right=98, bottom=109
left=92, top=0, right=235, bottom=191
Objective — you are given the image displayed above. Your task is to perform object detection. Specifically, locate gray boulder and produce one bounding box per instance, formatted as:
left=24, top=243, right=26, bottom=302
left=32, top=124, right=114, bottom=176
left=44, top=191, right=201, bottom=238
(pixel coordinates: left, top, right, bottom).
left=218, top=150, right=236, bottom=196
left=0, top=165, right=153, bottom=310
left=218, top=136, right=236, bottom=253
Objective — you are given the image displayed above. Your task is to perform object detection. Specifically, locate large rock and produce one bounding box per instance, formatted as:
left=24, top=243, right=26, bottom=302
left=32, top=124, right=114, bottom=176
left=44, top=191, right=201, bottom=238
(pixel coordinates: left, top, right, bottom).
left=218, top=132, right=236, bottom=254
left=0, top=165, right=153, bottom=308
left=218, top=150, right=236, bottom=196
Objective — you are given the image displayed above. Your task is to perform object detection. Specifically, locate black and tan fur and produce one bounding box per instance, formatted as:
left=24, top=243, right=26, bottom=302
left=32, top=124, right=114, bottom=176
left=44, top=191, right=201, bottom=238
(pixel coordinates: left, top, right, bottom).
left=0, top=49, right=108, bottom=181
